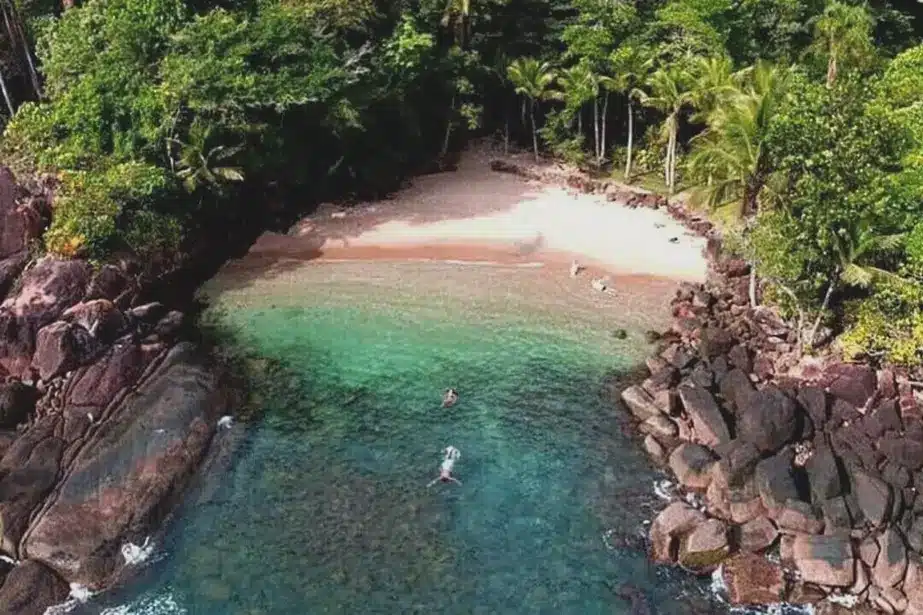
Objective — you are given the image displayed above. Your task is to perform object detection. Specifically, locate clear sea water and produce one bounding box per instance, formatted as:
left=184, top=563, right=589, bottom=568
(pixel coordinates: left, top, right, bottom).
left=74, top=261, right=725, bottom=615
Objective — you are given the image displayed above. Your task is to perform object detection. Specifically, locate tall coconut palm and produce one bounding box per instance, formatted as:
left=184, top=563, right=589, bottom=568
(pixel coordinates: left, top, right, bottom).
left=634, top=65, right=692, bottom=193
left=809, top=0, right=874, bottom=88
left=555, top=62, right=596, bottom=138
left=508, top=57, right=557, bottom=162
left=686, top=61, right=789, bottom=216
left=688, top=54, right=740, bottom=125
left=609, top=45, right=649, bottom=179
left=442, top=0, right=472, bottom=48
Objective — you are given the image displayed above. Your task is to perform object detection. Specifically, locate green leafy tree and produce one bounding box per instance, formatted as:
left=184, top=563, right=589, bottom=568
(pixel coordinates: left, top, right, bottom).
left=609, top=44, right=649, bottom=180
left=170, top=121, right=244, bottom=193
left=507, top=56, right=557, bottom=161
left=808, top=0, right=875, bottom=88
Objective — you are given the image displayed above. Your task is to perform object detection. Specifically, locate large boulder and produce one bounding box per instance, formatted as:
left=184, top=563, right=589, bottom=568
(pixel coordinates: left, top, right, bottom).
left=823, top=362, right=877, bottom=409
left=872, top=528, right=908, bottom=589
left=792, top=534, right=856, bottom=587
left=698, top=326, right=735, bottom=361
left=718, top=368, right=754, bottom=411
left=805, top=445, right=844, bottom=502
left=0, top=168, right=48, bottom=300
left=32, top=321, right=99, bottom=382
left=0, top=559, right=69, bottom=615
left=678, top=385, right=731, bottom=448
left=738, top=516, right=778, bottom=553
left=62, top=299, right=128, bottom=344
left=679, top=518, right=729, bottom=572
left=649, top=502, right=707, bottom=562
left=754, top=449, right=800, bottom=517
left=22, top=343, right=228, bottom=589
left=621, top=385, right=662, bottom=421
left=669, top=443, right=718, bottom=490
left=0, top=257, right=92, bottom=377
left=737, top=386, right=799, bottom=453
left=722, top=553, right=786, bottom=605
left=851, top=467, right=893, bottom=527
left=905, top=556, right=923, bottom=615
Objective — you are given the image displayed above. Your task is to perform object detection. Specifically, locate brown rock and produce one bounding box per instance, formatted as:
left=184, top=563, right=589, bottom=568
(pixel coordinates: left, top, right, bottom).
left=904, top=555, right=923, bottom=615
left=824, top=362, right=877, bottom=409
left=877, top=587, right=907, bottom=613
left=0, top=559, right=69, bottom=615
left=0, top=257, right=93, bottom=377
left=0, top=381, right=37, bottom=429
left=22, top=343, right=228, bottom=589
left=0, top=169, right=48, bottom=300
left=621, top=385, right=662, bottom=421
left=643, top=434, right=666, bottom=461
left=777, top=499, right=824, bottom=534
left=754, top=449, right=799, bottom=517
left=669, top=443, right=718, bottom=490
left=872, top=528, right=908, bottom=589
left=737, top=386, right=799, bottom=454
left=84, top=264, right=130, bottom=302
left=62, top=299, right=127, bottom=343
left=640, top=415, right=678, bottom=439
left=32, top=321, right=99, bottom=381
left=679, top=518, right=729, bottom=572
left=722, top=553, right=785, bottom=605
left=792, top=534, right=856, bottom=587
left=851, top=467, right=893, bottom=527
left=738, top=516, right=778, bottom=553
left=678, top=385, right=730, bottom=448
left=649, top=502, right=708, bottom=563
left=859, top=535, right=881, bottom=568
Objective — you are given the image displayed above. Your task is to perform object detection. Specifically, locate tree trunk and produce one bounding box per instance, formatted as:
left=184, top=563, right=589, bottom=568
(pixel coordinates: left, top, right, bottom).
left=4, top=2, right=40, bottom=98
left=826, top=54, right=837, bottom=89
left=593, top=97, right=600, bottom=168
left=600, top=90, right=609, bottom=167
left=0, top=69, right=14, bottom=117
left=664, top=127, right=671, bottom=186
left=577, top=109, right=582, bottom=136
left=807, top=271, right=838, bottom=347
left=530, top=102, right=539, bottom=162
left=667, top=121, right=677, bottom=194
left=504, top=112, right=510, bottom=155
left=748, top=266, right=757, bottom=307
left=441, top=94, right=455, bottom=158
left=625, top=101, right=633, bottom=180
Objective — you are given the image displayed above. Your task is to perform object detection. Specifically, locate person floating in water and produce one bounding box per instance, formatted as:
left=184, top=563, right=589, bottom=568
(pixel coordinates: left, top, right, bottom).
left=442, top=388, right=459, bottom=408
left=427, top=446, right=462, bottom=487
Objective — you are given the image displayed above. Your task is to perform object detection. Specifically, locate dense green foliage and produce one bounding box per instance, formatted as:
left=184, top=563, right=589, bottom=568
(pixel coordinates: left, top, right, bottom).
left=3, top=0, right=923, bottom=363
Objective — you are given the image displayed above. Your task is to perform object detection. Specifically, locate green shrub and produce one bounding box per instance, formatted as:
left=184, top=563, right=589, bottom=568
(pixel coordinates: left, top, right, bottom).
left=45, top=161, right=177, bottom=260
left=840, top=274, right=923, bottom=366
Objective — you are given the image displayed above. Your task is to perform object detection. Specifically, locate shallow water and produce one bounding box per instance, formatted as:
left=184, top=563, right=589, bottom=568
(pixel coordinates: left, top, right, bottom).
left=76, top=261, right=724, bottom=615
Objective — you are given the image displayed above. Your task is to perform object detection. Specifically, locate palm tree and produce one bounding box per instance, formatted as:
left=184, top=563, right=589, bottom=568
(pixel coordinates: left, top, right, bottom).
left=508, top=58, right=557, bottom=162
left=804, top=219, right=905, bottom=346
left=442, top=0, right=472, bottom=48
left=686, top=61, right=789, bottom=217
left=809, top=1, right=874, bottom=88
left=555, top=62, right=596, bottom=138
left=170, top=122, right=245, bottom=193
left=609, top=45, right=649, bottom=179
left=688, top=54, right=740, bottom=125
left=634, top=65, right=692, bottom=193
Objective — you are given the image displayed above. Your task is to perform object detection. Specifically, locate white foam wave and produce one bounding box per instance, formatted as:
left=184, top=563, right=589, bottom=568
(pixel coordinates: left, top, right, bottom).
left=100, top=592, right=187, bottom=615
left=42, top=583, right=96, bottom=615
left=652, top=479, right=675, bottom=501
left=122, top=537, right=155, bottom=566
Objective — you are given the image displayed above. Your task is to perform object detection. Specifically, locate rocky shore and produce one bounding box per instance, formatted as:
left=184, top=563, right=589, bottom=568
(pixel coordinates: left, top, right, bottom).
left=0, top=167, right=233, bottom=613
left=489, top=158, right=923, bottom=613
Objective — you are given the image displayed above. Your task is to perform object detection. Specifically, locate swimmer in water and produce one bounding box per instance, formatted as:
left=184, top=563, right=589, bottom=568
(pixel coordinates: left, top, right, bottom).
left=427, top=446, right=462, bottom=487
left=442, top=388, right=459, bottom=408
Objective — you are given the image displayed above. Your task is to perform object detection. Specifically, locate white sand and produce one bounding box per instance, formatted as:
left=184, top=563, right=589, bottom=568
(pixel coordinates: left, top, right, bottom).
left=253, top=149, right=708, bottom=283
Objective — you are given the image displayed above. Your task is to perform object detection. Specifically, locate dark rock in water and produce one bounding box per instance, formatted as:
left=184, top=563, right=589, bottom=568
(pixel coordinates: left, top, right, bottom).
left=805, top=445, right=844, bottom=501
left=32, top=320, right=99, bottom=381
left=22, top=342, right=229, bottom=589
left=678, top=385, right=730, bottom=448
left=824, top=362, right=877, bottom=409
left=850, top=466, right=893, bottom=527
left=0, top=381, right=37, bottom=428
left=0, top=257, right=93, bottom=377
left=699, top=326, right=734, bottom=360
left=0, top=559, right=69, bottom=615
left=611, top=583, right=652, bottom=615
left=737, top=386, right=799, bottom=454
left=718, top=368, right=754, bottom=411
left=612, top=328, right=628, bottom=340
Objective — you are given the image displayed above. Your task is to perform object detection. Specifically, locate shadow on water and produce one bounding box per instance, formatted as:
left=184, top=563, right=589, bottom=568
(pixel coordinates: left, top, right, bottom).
left=76, top=296, right=727, bottom=615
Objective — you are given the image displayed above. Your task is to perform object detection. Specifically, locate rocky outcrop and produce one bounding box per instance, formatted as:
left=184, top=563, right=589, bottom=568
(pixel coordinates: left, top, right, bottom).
left=0, top=167, right=233, bottom=611
left=626, top=239, right=923, bottom=612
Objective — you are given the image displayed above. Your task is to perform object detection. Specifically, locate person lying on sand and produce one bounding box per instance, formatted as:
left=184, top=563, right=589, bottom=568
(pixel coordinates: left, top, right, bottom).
left=570, top=260, right=583, bottom=278
left=442, top=388, right=459, bottom=408
left=427, top=446, right=462, bottom=487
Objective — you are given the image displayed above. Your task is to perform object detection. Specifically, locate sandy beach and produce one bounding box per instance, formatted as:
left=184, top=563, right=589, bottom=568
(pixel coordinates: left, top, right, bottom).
left=242, top=148, right=708, bottom=285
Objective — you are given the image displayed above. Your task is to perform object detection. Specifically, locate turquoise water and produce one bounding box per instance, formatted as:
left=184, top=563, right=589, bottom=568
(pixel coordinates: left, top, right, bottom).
left=79, top=262, right=722, bottom=615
